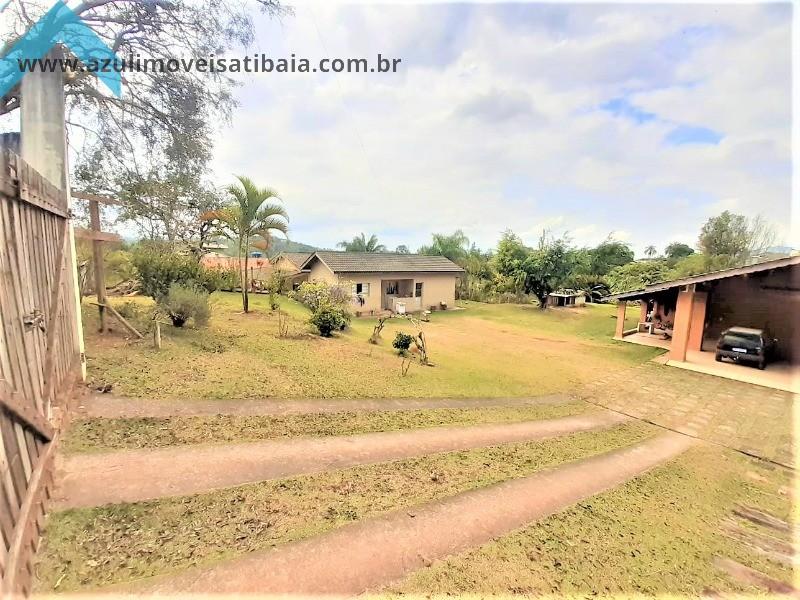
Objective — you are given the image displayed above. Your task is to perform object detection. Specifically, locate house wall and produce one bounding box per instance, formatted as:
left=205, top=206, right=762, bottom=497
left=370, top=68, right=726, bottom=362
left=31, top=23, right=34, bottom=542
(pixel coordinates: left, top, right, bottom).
left=272, top=256, right=309, bottom=290
left=307, top=260, right=338, bottom=285
left=273, top=256, right=298, bottom=272
left=305, top=264, right=459, bottom=314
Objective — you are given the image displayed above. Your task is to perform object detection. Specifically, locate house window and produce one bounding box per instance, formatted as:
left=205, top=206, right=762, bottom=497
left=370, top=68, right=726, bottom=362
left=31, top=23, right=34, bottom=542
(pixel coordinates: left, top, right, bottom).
left=352, top=282, right=370, bottom=296
left=415, top=282, right=423, bottom=298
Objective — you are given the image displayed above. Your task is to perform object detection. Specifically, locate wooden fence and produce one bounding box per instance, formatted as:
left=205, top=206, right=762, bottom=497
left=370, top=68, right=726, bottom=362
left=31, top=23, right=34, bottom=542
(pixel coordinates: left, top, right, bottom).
left=0, top=149, right=81, bottom=594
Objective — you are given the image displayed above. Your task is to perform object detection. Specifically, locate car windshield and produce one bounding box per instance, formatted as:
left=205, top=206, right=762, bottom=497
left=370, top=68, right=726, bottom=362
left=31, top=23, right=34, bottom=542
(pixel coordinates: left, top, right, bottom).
left=723, top=332, right=761, bottom=346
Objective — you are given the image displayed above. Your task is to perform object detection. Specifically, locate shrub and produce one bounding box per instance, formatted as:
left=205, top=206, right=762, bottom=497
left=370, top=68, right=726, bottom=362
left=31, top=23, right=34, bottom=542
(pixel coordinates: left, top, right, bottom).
left=266, top=271, right=289, bottom=294
left=291, top=281, right=351, bottom=312
left=392, top=332, right=414, bottom=355
left=309, top=303, right=350, bottom=337
left=160, top=283, right=210, bottom=327
left=132, top=245, right=220, bottom=301
left=204, top=267, right=240, bottom=292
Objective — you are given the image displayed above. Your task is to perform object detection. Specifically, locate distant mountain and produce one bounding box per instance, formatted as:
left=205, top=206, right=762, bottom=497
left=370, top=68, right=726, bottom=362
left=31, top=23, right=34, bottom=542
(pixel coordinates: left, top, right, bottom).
left=207, top=236, right=319, bottom=258
left=269, top=238, right=318, bottom=256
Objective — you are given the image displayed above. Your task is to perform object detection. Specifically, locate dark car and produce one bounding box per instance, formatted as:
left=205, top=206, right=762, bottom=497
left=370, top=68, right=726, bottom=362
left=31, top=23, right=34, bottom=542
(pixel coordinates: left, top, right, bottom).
left=715, top=327, right=776, bottom=370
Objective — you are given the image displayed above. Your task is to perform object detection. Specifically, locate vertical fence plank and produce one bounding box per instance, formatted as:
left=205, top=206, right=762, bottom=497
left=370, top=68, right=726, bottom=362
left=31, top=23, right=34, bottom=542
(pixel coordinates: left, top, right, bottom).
left=0, top=201, right=37, bottom=408
left=0, top=151, right=81, bottom=594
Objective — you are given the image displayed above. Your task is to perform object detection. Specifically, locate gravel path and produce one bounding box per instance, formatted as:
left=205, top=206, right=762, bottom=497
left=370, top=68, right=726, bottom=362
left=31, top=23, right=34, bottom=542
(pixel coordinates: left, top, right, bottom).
left=55, top=411, right=626, bottom=508
left=135, top=432, right=694, bottom=595
left=75, top=393, right=573, bottom=418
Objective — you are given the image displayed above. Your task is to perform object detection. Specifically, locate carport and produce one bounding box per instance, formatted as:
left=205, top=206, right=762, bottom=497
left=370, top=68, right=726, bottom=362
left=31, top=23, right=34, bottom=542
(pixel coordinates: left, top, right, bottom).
left=611, top=256, right=800, bottom=393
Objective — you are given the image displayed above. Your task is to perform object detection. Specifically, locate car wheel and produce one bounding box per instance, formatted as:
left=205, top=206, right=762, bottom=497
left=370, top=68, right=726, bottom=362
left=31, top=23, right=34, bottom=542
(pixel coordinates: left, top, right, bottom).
left=715, top=353, right=722, bottom=362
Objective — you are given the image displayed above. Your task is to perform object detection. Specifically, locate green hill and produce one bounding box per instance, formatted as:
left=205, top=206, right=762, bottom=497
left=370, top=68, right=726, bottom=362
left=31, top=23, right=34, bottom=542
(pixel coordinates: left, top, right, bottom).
left=209, top=236, right=318, bottom=258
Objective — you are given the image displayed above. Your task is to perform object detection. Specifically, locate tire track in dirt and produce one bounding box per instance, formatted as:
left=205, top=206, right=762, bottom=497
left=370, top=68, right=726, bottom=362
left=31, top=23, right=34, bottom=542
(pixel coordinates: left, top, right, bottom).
left=55, top=411, right=626, bottom=508
left=133, top=432, right=695, bottom=595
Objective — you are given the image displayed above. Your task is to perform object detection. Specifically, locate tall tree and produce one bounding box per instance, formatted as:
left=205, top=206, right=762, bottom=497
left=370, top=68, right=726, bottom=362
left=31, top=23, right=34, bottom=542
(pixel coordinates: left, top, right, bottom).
left=1, top=0, right=288, bottom=204
left=394, top=245, right=410, bottom=254
left=698, top=211, right=776, bottom=264
left=203, top=176, right=288, bottom=313
left=494, top=231, right=572, bottom=308
left=111, top=170, right=222, bottom=254
left=606, top=260, right=668, bottom=293
left=664, top=242, right=695, bottom=260
left=337, top=233, right=386, bottom=253
left=494, top=231, right=529, bottom=296
left=588, top=239, right=634, bottom=276
left=644, top=245, right=657, bottom=258
left=522, top=233, right=572, bottom=309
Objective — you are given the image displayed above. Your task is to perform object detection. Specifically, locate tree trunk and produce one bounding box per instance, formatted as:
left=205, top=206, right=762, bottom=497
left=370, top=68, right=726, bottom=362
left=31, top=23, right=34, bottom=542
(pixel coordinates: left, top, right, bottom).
left=242, top=235, right=250, bottom=313
left=538, top=292, right=549, bottom=309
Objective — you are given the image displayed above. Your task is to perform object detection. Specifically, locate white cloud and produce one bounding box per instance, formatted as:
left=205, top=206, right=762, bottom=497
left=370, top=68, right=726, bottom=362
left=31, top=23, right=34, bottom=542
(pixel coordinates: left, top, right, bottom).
left=210, top=3, right=793, bottom=256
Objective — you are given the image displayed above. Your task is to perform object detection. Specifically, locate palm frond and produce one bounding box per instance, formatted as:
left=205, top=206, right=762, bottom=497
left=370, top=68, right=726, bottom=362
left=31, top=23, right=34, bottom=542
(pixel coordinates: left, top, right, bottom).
left=253, top=217, right=289, bottom=238
left=254, top=203, right=288, bottom=222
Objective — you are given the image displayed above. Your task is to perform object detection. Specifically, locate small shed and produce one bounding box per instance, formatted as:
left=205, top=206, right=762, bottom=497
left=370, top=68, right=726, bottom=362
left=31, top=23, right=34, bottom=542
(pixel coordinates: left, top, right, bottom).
left=547, top=290, right=586, bottom=308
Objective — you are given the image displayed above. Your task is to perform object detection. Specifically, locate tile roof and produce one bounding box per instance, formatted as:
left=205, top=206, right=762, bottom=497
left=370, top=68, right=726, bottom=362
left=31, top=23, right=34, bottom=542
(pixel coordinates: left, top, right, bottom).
left=302, top=251, right=465, bottom=273
left=276, top=252, right=313, bottom=267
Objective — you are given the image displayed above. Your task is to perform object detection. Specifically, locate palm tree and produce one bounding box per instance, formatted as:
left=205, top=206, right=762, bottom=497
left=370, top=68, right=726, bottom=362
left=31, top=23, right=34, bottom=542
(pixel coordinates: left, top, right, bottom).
left=418, top=230, right=470, bottom=264
left=644, top=245, right=658, bottom=259
left=203, top=176, right=288, bottom=312
left=337, top=233, right=386, bottom=253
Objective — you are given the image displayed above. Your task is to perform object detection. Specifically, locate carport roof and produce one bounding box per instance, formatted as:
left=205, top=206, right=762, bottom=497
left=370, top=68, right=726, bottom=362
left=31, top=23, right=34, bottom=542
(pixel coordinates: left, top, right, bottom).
left=610, top=255, right=800, bottom=301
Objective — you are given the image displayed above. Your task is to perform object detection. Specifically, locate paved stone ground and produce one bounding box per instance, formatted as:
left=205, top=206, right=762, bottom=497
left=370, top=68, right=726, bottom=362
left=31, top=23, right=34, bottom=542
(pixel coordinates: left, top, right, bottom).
left=577, top=362, right=795, bottom=467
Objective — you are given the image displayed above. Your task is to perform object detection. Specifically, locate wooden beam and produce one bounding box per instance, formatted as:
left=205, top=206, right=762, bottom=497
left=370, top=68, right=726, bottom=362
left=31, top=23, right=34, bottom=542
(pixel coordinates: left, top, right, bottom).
left=87, top=302, right=144, bottom=339
left=88, top=201, right=107, bottom=333
left=72, top=228, right=122, bottom=243
left=0, top=383, right=53, bottom=441
left=71, top=191, right=121, bottom=206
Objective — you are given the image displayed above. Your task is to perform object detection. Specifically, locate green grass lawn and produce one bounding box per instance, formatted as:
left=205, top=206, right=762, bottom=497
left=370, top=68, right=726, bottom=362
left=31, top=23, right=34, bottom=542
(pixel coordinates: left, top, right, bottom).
left=36, top=423, right=652, bottom=591
left=83, top=293, right=660, bottom=400
left=391, top=445, right=794, bottom=596
left=62, top=402, right=587, bottom=453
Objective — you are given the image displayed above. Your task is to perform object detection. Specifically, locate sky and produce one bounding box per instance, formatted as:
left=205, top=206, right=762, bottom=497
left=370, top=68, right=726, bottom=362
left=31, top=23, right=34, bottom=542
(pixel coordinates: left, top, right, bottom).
left=209, top=2, right=794, bottom=257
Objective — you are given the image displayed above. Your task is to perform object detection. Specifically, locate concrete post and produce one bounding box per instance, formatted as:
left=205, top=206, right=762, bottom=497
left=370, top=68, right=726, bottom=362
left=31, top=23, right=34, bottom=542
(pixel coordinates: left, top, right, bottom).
left=20, top=46, right=87, bottom=380
left=614, top=301, right=627, bottom=339
left=21, top=47, right=66, bottom=188
left=639, top=301, right=648, bottom=324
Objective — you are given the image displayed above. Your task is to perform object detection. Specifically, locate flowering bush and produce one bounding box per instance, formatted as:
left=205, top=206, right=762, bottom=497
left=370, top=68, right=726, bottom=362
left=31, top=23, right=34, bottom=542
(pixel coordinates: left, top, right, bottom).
left=290, top=281, right=351, bottom=311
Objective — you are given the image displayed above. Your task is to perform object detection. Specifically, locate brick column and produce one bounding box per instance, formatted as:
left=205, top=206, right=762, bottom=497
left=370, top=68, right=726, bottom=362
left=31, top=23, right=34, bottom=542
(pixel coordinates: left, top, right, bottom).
left=614, top=301, right=627, bottom=339
left=686, top=291, right=708, bottom=352
left=670, top=286, right=695, bottom=361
